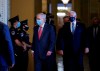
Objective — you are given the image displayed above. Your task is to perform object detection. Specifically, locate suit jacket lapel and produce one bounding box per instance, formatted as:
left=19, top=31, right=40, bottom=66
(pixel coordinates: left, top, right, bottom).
left=74, top=22, right=79, bottom=34
left=69, top=22, right=78, bottom=35
left=69, top=22, right=72, bottom=33
left=35, top=26, right=39, bottom=40
left=74, top=22, right=77, bottom=32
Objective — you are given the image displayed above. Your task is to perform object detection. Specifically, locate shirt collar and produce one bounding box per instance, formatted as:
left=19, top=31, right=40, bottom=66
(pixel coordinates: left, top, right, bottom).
left=71, top=20, right=76, bottom=25
left=40, top=23, right=45, bottom=28
left=70, top=20, right=77, bottom=31
left=70, top=20, right=76, bottom=27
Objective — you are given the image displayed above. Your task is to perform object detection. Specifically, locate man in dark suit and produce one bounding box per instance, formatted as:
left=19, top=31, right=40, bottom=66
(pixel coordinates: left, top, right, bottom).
left=0, top=21, right=15, bottom=71
left=32, top=13, right=57, bottom=71
left=56, top=11, right=86, bottom=71
left=86, top=16, right=100, bottom=71
left=56, top=16, right=70, bottom=55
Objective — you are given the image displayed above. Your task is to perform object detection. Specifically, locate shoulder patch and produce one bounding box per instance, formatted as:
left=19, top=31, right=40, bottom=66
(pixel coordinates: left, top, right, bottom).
left=11, top=31, right=15, bottom=35
left=21, top=33, right=24, bottom=37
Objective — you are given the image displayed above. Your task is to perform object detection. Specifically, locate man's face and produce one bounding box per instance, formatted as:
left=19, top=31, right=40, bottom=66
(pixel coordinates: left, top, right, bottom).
left=63, top=17, right=69, bottom=23
left=69, top=13, right=76, bottom=18
left=37, top=15, right=41, bottom=20
left=36, top=15, right=44, bottom=23
left=69, top=13, right=76, bottom=22
left=14, top=21, right=18, bottom=27
left=92, top=17, right=99, bottom=24
left=36, top=15, right=44, bottom=26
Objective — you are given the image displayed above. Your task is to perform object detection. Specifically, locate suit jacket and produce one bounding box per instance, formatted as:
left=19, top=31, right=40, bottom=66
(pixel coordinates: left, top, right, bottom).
left=87, top=25, right=100, bottom=56
left=57, top=22, right=86, bottom=56
left=32, top=23, right=56, bottom=59
left=0, top=22, right=15, bottom=66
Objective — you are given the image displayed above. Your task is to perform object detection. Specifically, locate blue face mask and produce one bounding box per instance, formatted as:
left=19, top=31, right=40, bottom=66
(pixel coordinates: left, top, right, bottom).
left=16, top=22, right=21, bottom=28
left=69, top=17, right=75, bottom=22
left=36, top=19, right=42, bottom=26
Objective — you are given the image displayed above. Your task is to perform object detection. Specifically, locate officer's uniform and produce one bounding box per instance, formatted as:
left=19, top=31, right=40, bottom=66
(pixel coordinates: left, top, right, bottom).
left=9, top=28, right=24, bottom=71
left=8, top=16, right=25, bottom=71
left=18, top=19, right=31, bottom=71
left=20, top=19, right=30, bottom=45
left=9, top=27, right=22, bottom=56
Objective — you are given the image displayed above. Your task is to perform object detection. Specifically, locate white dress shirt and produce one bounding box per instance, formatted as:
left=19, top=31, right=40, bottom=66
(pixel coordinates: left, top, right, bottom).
left=38, top=23, right=45, bottom=31
left=70, top=20, right=76, bottom=33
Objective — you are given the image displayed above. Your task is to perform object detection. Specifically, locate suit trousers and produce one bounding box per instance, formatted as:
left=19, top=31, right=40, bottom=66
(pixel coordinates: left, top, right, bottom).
left=34, top=54, right=57, bottom=71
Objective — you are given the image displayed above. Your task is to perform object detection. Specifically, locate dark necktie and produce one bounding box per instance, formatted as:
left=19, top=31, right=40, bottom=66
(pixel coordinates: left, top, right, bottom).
left=93, top=27, right=98, bottom=38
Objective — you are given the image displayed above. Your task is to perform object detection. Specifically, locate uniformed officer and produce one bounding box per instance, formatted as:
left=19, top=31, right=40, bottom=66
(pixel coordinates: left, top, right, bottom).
left=8, top=16, right=26, bottom=71
left=20, top=19, right=30, bottom=45
left=19, top=19, right=31, bottom=71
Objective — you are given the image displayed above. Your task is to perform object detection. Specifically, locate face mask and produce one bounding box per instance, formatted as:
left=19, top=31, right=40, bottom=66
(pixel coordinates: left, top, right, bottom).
left=69, top=17, right=75, bottom=22
left=16, top=22, right=21, bottom=28
left=36, top=19, right=42, bottom=26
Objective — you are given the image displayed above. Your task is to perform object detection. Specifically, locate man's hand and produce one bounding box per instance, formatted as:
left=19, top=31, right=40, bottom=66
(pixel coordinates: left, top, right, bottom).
left=57, top=50, right=63, bottom=56
left=22, top=44, right=27, bottom=51
left=46, top=51, right=52, bottom=56
left=31, top=50, right=34, bottom=54
left=85, top=47, right=89, bottom=54
left=9, top=64, right=14, bottom=68
left=30, top=50, right=34, bottom=58
left=26, top=44, right=32, bottom=48
left=22, top=42, right=27, bottom=51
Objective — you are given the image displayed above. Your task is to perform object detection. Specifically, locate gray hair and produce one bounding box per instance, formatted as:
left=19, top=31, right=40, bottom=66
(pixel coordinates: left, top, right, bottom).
left=37, top=13, right=46, bottom=19
left=70, top=11, right=77, bottom=17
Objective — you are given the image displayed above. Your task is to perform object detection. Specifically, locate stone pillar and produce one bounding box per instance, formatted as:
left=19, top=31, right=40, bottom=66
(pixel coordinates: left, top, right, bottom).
left=72, top=0, right=81, bottom=18
left=51, top=0, right=58, bottom=31
left=34, top=0, right=42, bottom=15
left=89, top=0, right=100, bottom=18
left=72, top=0, right=90, bottom=26
left=42, top=0, right=47, bottom=13
left=80, top=0, right=90, bottom=26
left=0, top=0, right=8, bottom=24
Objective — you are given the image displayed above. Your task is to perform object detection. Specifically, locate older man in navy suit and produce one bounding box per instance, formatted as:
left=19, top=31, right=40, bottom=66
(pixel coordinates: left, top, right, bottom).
left=56, top=11, right=87, bottom=71
left=0, top=21, right=15, bottom=71
left=32, top=13, right=57, bottom=71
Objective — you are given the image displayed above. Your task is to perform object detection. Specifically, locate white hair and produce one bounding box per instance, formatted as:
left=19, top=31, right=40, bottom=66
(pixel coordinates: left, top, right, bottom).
left=37, top=13, right=46, bottom=22
left=37, top=13, right=46, bottom=19
left=70, top=11, right=77, bottom=17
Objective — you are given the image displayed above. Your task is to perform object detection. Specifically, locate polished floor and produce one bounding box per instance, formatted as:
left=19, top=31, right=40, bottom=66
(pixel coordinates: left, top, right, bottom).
left=56, top=54, right=90, bottom=71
